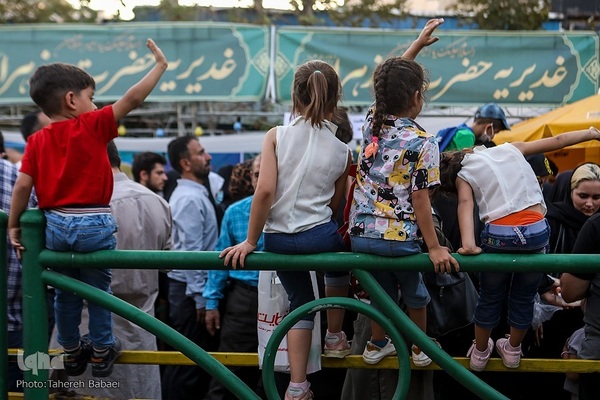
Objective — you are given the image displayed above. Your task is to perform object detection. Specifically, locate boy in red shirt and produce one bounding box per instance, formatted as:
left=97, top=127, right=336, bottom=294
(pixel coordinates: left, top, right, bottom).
left=9, top=38, right=167, bottom=378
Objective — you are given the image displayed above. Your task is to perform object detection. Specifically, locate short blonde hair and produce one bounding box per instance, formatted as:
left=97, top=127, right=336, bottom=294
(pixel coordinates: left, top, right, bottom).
left=571, top=162, right=600, bottom=191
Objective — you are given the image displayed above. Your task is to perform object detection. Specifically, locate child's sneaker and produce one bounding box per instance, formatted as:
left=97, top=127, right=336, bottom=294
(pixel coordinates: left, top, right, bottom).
left=63, top=336, right=92, bottom=377
left=411, top=339, right=441, bottom=367
left=91, top=337, right=122, bottom=378
left=467, top=338, right=494, bottom=371
left=285, top=383, right=313, bottom=400
left=324, top=330, right=352, bottom=358
left=362, top=337, right=396, bottom=365
left=495, top=336, right=522, bottom=368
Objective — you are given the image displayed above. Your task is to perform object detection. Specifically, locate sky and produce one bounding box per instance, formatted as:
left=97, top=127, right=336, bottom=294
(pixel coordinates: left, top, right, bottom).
left=74, top=0, right=290, bottom=20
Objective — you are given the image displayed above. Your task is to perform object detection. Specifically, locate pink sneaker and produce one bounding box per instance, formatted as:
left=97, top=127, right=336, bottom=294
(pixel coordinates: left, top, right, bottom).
left=466, top=338, right=493, bottom=371
left=285, top=383, right=313, bottom=400
left=495, top=336, right=522, bottom=368
left=324, top=330, right=352, bottom=358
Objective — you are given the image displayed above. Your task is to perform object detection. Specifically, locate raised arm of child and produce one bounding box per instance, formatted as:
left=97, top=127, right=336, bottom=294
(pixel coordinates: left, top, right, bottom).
left=112, top=38, right=168, bottom=122
left=513, top=126, right=600, bottom=156
left=402, top=18, right=444, bottom=61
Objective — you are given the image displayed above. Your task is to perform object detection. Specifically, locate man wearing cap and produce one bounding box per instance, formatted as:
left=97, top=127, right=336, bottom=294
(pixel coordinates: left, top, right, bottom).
left=437, top=103, right=511, bottom=151
left=525, top=153, right=559, bottom=207
left=525, top=153, right=555, bottom=186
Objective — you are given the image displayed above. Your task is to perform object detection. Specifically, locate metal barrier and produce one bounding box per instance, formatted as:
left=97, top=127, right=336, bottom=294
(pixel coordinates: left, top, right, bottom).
left=4, top=209, right=600, bottom=400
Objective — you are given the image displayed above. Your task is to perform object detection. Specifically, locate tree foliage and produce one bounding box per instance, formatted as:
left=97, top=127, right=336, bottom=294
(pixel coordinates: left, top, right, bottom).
left=151, top=0, right=269, bottom=24
left=451, top=0, right=551, bottom=30
left=0, top=0, right=98, bottom=23
left=289, top=0, right=408, bottom=27
left=330, top=0, right=409, bottom=28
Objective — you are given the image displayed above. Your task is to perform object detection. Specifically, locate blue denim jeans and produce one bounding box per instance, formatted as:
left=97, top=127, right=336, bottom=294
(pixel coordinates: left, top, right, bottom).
left=350, top=236, right=430, bottom=309
left=264, top=219, right=345, bottom=330
left=475, top=219, right=548, bottom=330
left=45, top=210, right=118, bottom=349
left=480, top=219, right=550, bottom=254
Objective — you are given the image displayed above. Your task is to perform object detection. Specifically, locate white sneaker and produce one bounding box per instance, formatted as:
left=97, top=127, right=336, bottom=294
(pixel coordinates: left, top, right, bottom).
left=411, top=339, right=442, bottom=367
left=362, top=338, right=397, bottom=365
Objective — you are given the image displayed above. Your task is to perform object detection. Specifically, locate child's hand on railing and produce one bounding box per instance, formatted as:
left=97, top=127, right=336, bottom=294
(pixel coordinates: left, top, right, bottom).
left=219, top=239, right=257, bottom=269
left=429, top=245, right=460, bottom=273
left=458, top=245, right=483, bottom=256
left=9, top=227, right=24, bottom=259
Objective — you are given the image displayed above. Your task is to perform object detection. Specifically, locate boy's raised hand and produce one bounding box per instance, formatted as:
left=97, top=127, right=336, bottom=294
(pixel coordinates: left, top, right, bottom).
left=112, top=38, right=168, bottom=122
left=146, top=38, right=167, bottom=69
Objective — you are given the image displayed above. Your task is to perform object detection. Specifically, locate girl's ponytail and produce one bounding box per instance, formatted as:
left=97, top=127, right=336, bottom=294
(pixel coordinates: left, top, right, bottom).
left=292, top=60, right=340, bottom=128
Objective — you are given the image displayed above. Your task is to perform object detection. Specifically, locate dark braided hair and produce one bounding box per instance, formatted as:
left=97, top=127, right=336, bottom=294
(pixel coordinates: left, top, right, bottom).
left=371, top=57, right=427, bottom=138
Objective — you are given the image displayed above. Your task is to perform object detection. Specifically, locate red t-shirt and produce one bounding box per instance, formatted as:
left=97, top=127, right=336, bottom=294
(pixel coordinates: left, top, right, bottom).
left=20, top=106, right=118, bottom=209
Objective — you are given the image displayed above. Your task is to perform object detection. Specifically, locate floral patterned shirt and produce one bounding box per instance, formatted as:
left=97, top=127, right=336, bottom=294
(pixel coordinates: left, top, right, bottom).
left=349, top=107, right=440, bottom=242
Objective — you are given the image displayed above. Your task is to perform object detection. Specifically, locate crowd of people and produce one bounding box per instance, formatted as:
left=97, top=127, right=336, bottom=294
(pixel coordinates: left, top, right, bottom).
left=3, top=18, right=600, bottom=400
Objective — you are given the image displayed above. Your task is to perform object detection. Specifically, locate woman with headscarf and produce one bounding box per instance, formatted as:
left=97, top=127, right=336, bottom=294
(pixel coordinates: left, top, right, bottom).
left=546, top=162, right=600, bottom=254
left=524, top=162, right=600, bottom=399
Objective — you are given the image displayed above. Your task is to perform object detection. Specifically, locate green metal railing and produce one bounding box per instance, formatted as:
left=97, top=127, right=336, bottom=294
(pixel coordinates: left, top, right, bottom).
left=4, top=209, right=600, bottom=399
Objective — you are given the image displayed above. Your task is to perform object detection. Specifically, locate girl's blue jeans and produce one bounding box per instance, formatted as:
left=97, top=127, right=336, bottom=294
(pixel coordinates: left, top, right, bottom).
left=350, top=236, right=430, bottom=310
left=264, top=219, right=346, bottom=330
left=45, top=210, right=117, bottom=349
left=475, top=219, right=549, bottom=330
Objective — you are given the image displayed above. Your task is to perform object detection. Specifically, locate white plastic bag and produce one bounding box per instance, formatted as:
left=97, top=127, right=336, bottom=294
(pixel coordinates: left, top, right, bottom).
left=257, top=271, right=321, bottom=374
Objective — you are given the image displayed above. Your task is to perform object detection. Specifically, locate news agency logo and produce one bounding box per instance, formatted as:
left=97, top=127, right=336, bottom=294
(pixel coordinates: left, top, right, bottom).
left=16, top=351, right=64, bottom=376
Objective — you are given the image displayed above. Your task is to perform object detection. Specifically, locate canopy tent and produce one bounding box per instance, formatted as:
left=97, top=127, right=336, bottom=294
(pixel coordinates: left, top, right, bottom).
left=493, top=94, right=600, bottom=172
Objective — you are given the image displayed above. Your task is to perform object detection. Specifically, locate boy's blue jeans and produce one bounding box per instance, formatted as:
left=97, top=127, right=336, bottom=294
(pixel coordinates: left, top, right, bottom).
left=475, top=219, right=549, bottom=330
left=45, top=210, right=117, bottom=350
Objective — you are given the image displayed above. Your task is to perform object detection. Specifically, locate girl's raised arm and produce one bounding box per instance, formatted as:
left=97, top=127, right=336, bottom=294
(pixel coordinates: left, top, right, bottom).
left=402, top=18, right=444, bottom=61
left=512, top=126, right=600, bottom=156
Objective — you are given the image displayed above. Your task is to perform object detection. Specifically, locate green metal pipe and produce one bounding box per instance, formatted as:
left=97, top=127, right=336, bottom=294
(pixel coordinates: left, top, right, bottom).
left=40, top=269, right=259, bottom=400
left=0, top=212, right=8, bottom=400
left=14, top=209, right=600, bottom=399
left=353, top=269, right=509, bottom=400
left=20, top=210, right=49, bottom=399
left=261, top=297, right=412, bottom=400
left=39, top=249, right=600, bottom=274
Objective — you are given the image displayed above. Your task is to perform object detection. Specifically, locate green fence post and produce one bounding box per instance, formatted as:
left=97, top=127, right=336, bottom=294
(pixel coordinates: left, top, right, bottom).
left=20, top=210, right=49, bottom=399
left=0, top=211, right=8, bottom=400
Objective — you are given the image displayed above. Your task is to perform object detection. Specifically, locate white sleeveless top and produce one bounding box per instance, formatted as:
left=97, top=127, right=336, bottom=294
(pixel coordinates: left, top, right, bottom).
left=264, top=116, right=349, bottom=234
left=457, top=143, right=546, bottom=224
